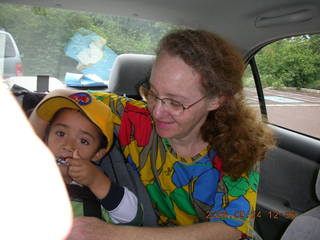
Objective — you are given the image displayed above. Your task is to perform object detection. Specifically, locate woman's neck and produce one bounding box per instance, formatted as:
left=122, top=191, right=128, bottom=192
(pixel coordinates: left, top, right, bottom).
left=169, top=135, right=208, bottom=159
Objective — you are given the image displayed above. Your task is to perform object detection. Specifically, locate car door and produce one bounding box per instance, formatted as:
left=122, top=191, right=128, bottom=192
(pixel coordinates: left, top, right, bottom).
left=244, top=34, right=320, bottom=240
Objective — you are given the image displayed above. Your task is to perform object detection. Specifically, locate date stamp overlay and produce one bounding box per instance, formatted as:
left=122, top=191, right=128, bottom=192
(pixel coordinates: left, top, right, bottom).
left=206, top=209, right=297, bottom=221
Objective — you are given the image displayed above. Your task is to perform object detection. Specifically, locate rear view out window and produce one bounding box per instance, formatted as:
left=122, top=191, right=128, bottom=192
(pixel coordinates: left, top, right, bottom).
left=244, top=34, right=320, bottom=139
left=0, top=3, right=181, bottom=82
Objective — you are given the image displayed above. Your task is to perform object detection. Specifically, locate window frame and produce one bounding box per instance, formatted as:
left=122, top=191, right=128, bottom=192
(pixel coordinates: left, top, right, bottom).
left=245, top=38, right=320, bottom=140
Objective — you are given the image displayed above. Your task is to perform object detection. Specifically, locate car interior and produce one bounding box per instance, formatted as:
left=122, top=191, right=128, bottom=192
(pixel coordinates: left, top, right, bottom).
left=1, top=0, right=320, bottom=239
left=108, top=54, right=155, bottom=98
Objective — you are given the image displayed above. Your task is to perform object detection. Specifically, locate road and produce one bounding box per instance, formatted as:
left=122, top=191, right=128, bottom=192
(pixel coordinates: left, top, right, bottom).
left=244, top=88, right=320, bottom=139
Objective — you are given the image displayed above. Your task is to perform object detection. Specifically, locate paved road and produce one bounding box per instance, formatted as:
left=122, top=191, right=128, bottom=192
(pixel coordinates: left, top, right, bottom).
left=244, top=88, right=320, bottom=139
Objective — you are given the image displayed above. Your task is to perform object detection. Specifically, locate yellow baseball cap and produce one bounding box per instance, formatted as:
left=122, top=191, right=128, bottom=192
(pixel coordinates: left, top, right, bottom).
left=37, top=91, right=113, bottom=152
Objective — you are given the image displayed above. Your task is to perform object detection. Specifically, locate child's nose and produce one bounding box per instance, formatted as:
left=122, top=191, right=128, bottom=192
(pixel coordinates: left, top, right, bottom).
left=63, top=138, right=76, bottom=152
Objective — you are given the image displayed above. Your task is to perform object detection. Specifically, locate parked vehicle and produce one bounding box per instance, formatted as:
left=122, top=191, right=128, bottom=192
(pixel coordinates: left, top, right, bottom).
left=0, top=29, right=23, bottom=79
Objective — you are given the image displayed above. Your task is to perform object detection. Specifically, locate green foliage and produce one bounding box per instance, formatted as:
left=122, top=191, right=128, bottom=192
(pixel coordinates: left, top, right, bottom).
left=307, top=80, right=320, bottom=90
left=255, top=35, right=320, bottom=90
left=0, top=3, right=179, bottom=80
left=242, top=67, right=255, bottom=88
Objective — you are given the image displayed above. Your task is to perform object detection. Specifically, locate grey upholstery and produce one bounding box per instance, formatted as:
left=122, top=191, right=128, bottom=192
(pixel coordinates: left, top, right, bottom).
left=281, top=170, right=320, bottom=240
left=258, top=147, right=319, bottom=213
left=108, top=54, right=155, bottom=97
left=99, top=138, right=158, bottom=226
left=316, top=169, right=320, bottom=200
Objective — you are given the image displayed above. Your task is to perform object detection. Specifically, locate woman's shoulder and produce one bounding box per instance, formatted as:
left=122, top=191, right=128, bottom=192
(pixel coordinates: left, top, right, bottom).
left=90, top=91, right=146, bottom=109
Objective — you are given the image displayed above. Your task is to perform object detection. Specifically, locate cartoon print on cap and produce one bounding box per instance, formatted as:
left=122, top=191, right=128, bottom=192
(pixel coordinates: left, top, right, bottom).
left=69, top=92, right=92, bottom=106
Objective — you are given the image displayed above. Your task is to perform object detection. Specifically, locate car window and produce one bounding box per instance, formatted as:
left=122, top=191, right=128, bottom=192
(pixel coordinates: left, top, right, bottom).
left=0, top=3, right=181, bottom=83
left=244, top=34, right=320, bottom=139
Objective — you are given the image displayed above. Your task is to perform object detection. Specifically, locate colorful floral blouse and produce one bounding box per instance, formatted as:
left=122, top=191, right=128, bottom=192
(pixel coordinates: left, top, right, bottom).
left=92, top=92, right=259, bottom=238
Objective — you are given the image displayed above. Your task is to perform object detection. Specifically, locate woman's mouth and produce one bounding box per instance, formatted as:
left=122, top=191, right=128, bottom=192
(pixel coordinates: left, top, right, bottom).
left=155, top=120, right=174, bottom=129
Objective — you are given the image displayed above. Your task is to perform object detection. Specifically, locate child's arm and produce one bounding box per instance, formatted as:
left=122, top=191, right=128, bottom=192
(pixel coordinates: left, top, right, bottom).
left=100, top=184, right=142, bottom=225
left=68, top=151, right=142, bottom=225
left=72, top=161, right=142, bottom=225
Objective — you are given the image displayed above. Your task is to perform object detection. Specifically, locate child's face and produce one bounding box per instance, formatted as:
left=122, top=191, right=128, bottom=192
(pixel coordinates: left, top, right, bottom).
left=47, top=108, right=104, bottom=162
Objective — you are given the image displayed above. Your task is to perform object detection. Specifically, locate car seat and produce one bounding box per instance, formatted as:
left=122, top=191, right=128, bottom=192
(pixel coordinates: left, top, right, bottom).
left=254, top=137, right=320, bottom=240
left=102, top=54, right=159, bottom=225
left=10, top=79, right=158, bottom=225
left=98, top=136, right=158, bottom=226
left=280, top=169, right=320, bottom=239
left=107, top=53, right=155, bottom=98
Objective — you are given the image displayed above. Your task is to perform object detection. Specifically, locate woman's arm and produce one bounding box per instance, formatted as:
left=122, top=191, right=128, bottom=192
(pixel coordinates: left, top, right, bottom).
left=29, top=107, right=50, bottom=139
left=67, top=217, right=241, bottom=240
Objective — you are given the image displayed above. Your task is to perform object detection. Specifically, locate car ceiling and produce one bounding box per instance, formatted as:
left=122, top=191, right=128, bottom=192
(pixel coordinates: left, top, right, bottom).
left=2, top=0, right=320, bottom=56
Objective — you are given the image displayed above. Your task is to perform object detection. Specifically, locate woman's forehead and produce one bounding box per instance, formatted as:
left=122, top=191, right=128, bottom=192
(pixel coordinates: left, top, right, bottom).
left=150, top=54, right=204, bottom=98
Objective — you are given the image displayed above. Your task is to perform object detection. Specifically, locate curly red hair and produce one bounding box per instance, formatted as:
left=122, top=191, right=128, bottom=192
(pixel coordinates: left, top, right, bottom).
left=157, top=29, right=275, bottom=178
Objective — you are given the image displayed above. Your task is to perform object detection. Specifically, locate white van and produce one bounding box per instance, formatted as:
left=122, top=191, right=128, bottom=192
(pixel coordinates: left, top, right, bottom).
left=0, top=29, right=23, bottom=79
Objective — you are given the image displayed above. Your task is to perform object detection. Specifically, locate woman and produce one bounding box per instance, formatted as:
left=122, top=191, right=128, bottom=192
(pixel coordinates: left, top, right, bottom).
left=30, top=29, right=275, bottom=239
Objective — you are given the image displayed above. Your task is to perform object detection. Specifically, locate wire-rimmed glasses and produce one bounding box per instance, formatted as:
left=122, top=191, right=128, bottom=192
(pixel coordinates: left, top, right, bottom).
left=139, top=83, right=207, bottom=116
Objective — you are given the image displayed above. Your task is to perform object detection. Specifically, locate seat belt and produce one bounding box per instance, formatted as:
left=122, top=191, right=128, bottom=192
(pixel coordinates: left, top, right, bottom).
left=36, top=75, right=49, bottom=92
left=67, top=184, right=102, bottom=219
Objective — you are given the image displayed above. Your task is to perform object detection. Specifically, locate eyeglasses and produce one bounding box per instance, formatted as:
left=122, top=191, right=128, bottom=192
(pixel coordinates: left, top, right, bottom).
left=139, top=85, right=207, bottom=116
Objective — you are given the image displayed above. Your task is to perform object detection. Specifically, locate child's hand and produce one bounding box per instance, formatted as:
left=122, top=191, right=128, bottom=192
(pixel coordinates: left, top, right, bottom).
left=67, top=150, right=100, bottom=186
left=67, top=150, right=111, bottom=199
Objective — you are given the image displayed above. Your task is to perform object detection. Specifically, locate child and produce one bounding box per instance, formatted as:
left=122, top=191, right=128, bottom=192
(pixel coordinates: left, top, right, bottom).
left=36, top=91, right=141, bottom=225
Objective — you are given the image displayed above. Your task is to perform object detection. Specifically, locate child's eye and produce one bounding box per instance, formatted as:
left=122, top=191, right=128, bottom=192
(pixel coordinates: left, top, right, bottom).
left=55, top=130, right=65, bottom=137
left=80, top=138, right=90, bottom=145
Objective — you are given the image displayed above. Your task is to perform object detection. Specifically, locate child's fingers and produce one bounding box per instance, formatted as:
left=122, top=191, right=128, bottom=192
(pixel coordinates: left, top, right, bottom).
left=67, top=157, right=82, bottom=166
left=68, top=150, right=86, bottom=166
left=68, top=165, right=83, bottom=178
left=68, top=160, right=91, bottom=175
left=73, top=150, right=80, bottom=159
left=68, top=169, right=79, bottom=178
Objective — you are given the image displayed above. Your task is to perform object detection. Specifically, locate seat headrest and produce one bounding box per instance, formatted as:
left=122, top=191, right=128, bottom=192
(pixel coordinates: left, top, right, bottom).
left=316, top=169, right=320, bottom=200
left=108, top=54, right=155, bottom=97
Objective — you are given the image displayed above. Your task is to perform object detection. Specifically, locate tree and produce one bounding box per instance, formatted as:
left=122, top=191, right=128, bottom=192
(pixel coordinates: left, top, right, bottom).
left=0, top=3, right=178, bottom=80
left=255, top=35, right=320, bottom=89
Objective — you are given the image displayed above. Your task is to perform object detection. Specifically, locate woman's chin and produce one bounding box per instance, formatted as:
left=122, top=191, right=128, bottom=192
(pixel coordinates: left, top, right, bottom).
left=156, top=126, right=174, bottom=139
left=155, top=121, right=176, bottom=138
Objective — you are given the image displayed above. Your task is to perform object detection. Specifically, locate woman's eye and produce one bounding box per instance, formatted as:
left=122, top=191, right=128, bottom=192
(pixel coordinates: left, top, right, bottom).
left=169, top=100, right=182, bottom=108
left=80, top=138, right=89, bottom=145
left=55, top=131, right=65, bottom=137
left=147, top=91, right=157, bottom=100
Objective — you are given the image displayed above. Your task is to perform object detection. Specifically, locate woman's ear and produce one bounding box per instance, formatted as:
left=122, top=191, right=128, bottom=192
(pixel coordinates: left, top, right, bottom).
left=92, top=149, right=107, bottom=162
left=207, top=96, right=225, bottom=111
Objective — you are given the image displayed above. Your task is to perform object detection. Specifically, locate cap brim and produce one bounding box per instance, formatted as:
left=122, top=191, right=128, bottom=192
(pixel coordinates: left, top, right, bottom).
left=37, top=96, right=82, bottom=122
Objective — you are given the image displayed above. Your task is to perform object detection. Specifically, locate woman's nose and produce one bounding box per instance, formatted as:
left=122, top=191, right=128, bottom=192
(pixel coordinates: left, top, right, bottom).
left=151, top=100, right=167, bottom=119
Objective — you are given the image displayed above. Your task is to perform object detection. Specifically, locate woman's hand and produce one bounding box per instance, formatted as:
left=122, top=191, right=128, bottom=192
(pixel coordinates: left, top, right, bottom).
left=67, top=217, right=114, bottom=240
